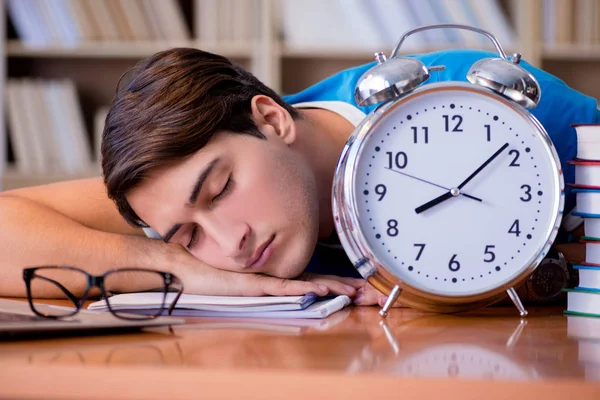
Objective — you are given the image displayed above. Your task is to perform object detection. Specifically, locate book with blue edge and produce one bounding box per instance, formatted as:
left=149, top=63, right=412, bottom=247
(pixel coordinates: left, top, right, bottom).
left=87, top=292, right=352, bottom=319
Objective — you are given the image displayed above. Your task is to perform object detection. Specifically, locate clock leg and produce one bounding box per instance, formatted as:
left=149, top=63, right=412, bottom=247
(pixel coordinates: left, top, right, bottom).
left=506, top=287, right=528, bottom=317
left=379, top=285, right=401, bottom=318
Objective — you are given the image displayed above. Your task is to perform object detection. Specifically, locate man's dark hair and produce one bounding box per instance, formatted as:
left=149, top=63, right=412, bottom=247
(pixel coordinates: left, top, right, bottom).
left=102, top=47, right=300, bottom=227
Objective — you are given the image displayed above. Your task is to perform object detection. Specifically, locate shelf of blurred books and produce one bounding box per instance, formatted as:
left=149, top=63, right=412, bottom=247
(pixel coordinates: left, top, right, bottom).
left=5, top=39, right=254, bottom=59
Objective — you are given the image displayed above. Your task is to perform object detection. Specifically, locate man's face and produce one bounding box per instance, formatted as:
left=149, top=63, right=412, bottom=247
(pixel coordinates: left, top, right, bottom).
left=127, top=130, right=320, bottom=278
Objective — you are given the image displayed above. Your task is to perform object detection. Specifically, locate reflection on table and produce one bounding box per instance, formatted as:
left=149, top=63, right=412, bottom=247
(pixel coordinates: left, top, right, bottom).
left=0, top=305, right=594, bottom=382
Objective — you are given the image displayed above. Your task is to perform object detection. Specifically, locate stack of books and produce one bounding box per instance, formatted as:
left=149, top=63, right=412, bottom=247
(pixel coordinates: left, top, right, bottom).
left=566, top=124, right=600, bottom=318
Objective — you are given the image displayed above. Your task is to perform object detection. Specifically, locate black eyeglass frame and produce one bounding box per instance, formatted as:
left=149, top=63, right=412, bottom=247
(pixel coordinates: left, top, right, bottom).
left=22, top=266, right=184, bottom=321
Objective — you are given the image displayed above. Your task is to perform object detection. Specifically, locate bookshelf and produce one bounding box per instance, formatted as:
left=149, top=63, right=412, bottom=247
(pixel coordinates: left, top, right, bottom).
left=1, top=0, right=598, bottom=190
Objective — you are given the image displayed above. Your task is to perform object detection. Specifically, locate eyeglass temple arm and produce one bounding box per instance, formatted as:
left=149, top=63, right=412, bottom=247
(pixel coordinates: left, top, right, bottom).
left=34, top=276, right=81, bottom=306
left=167, top=280, right=184, bottom=316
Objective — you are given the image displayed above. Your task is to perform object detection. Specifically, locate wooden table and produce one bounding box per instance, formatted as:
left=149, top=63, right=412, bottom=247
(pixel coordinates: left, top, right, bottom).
left=0, top=302, right=599, bottom=400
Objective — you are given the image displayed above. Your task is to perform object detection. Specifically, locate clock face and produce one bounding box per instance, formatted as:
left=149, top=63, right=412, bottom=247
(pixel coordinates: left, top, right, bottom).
left=387, top=345, right=535, bottom=380
left=351, top=85, right=563, bottom=297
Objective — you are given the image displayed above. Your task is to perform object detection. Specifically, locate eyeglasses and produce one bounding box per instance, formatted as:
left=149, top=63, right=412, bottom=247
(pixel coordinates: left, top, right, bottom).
left=22, top=266, right=183, bottom=320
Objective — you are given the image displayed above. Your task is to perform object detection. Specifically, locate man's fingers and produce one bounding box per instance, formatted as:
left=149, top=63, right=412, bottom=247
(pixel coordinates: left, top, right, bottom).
left=257, top=275, right=329, bottom=297
left=307, top=277, right=357, bottom=296
left=354, top=285, right=380, bottom=305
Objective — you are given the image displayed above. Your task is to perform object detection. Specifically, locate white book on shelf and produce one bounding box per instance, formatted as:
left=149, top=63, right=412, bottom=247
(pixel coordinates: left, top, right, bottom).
left=196, top=0, right=219, bottom=43
left=48, top=0, right=81, bottom=46
left=7, top=0, right=48, bottom=47
left=337, top=0, right=385, bottom=51
left=543, top=0, right=557, bottom=45
left=118, top=0, right=154, bottom=41
left=29, top=80, right=64, bottom=173
left=595, top=0, right=600, bottom=44
left=217, top=0, right=233, bottom=43
left=243, top=0, right=258, bottom=41
left=44, top=81, right=80, bottom=174
left=60, top=80, right=93, bottom=172
left=141, top=0, right=167, bottom=41
left=467, top=0, right=517, bottom=48
left=426, top=0, right=465, bottom=45
left=555, top=0, right=574, bottom=44
left=5, top=81, right=34, bottom=174
left=439, top=0, right=480, bottom=47
left=35, top=0, right=64, bottom=45
left=575, top=0, right=596, bottom=45
left=369, top=0, right=427, bottom=51
left=7, top=0, right=35, bottom=44
left=18, top=80, right=48, bottom=174
left=153, top=0, right=190, bottom=41
left=405, top=0, right=452, bottom=46
left=105, top=0, right=135, bottom=41
left=82, top=0, right=121, bottom=41
left=280, top=0, right=343, bottom=51
left=65, top=0, right=99, bottom=41
left=574, top=264, right=600, bottom=291
left=231, top=0, right=246, bottom=43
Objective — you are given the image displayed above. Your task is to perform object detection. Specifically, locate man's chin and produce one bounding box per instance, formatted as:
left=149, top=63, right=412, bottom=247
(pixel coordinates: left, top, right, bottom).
left=266, top=258, right=309, bottom=279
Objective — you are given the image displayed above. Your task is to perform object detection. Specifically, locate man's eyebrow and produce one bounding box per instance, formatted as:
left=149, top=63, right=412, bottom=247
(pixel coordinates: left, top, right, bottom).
left=161, top=157, right=220, bottom=243
left=188, top=157, right=221, bottom=205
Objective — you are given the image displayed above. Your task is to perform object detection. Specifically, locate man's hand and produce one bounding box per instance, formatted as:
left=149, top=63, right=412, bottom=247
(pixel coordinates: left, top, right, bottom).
left=166, top=245, right=364, bottom=297
left=353, top=282, right=406, bottom=308
left=298, top=272, right=364, bottom=297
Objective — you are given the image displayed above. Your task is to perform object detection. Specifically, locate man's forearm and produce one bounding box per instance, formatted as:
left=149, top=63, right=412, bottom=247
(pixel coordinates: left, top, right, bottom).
left=0, top=195, right=178, bottom=298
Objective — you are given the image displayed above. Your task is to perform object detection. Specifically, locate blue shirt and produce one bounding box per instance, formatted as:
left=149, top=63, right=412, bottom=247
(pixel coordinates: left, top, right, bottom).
left=283, top=49, right=600, bottom=277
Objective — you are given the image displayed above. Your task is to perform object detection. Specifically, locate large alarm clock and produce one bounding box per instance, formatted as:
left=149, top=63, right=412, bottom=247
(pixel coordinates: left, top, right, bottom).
left=332, top=25, right=565, bottom=317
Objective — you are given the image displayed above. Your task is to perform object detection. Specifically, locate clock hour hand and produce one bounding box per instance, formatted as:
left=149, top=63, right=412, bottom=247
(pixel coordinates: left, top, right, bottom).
left=415, top=190, right=455, bottom=214
left=414, top=143, right=509, bottom=214
left=385, top=168, right=482, bottom=202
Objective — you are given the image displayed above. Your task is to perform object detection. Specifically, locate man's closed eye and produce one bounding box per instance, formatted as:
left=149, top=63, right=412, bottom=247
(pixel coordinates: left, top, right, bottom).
left=212, top=176, right=232, bottom=202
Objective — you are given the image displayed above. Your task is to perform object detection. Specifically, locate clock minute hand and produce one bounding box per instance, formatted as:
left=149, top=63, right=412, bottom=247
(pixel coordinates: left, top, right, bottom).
left=456, top=142, right=510, bottom=190
left=415, top=143, right=509, bottom=214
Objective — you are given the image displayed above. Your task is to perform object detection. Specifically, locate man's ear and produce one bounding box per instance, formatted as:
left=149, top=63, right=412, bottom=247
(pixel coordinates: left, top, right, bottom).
left=250, top=95, right=297, bottom=145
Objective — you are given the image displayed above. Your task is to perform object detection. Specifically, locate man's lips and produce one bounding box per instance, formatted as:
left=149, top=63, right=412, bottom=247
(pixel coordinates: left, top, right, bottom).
left=245, top=235, right=275, bottom=268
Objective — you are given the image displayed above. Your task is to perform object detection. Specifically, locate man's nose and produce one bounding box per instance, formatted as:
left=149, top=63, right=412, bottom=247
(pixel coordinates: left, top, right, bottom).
left=203, top=217, right=251, bottom=258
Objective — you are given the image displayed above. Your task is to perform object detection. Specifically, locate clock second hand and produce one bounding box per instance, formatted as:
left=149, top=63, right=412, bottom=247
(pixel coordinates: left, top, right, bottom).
left=384, top=167, right=482, bottom=202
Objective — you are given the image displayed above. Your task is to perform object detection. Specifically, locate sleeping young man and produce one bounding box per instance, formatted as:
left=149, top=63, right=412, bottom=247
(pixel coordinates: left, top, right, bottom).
left=0, top=48, right=596, bottom=305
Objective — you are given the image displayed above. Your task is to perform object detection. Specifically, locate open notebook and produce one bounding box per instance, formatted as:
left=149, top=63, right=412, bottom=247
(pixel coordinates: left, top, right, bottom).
left=87, top=292, right=351, bottom=319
